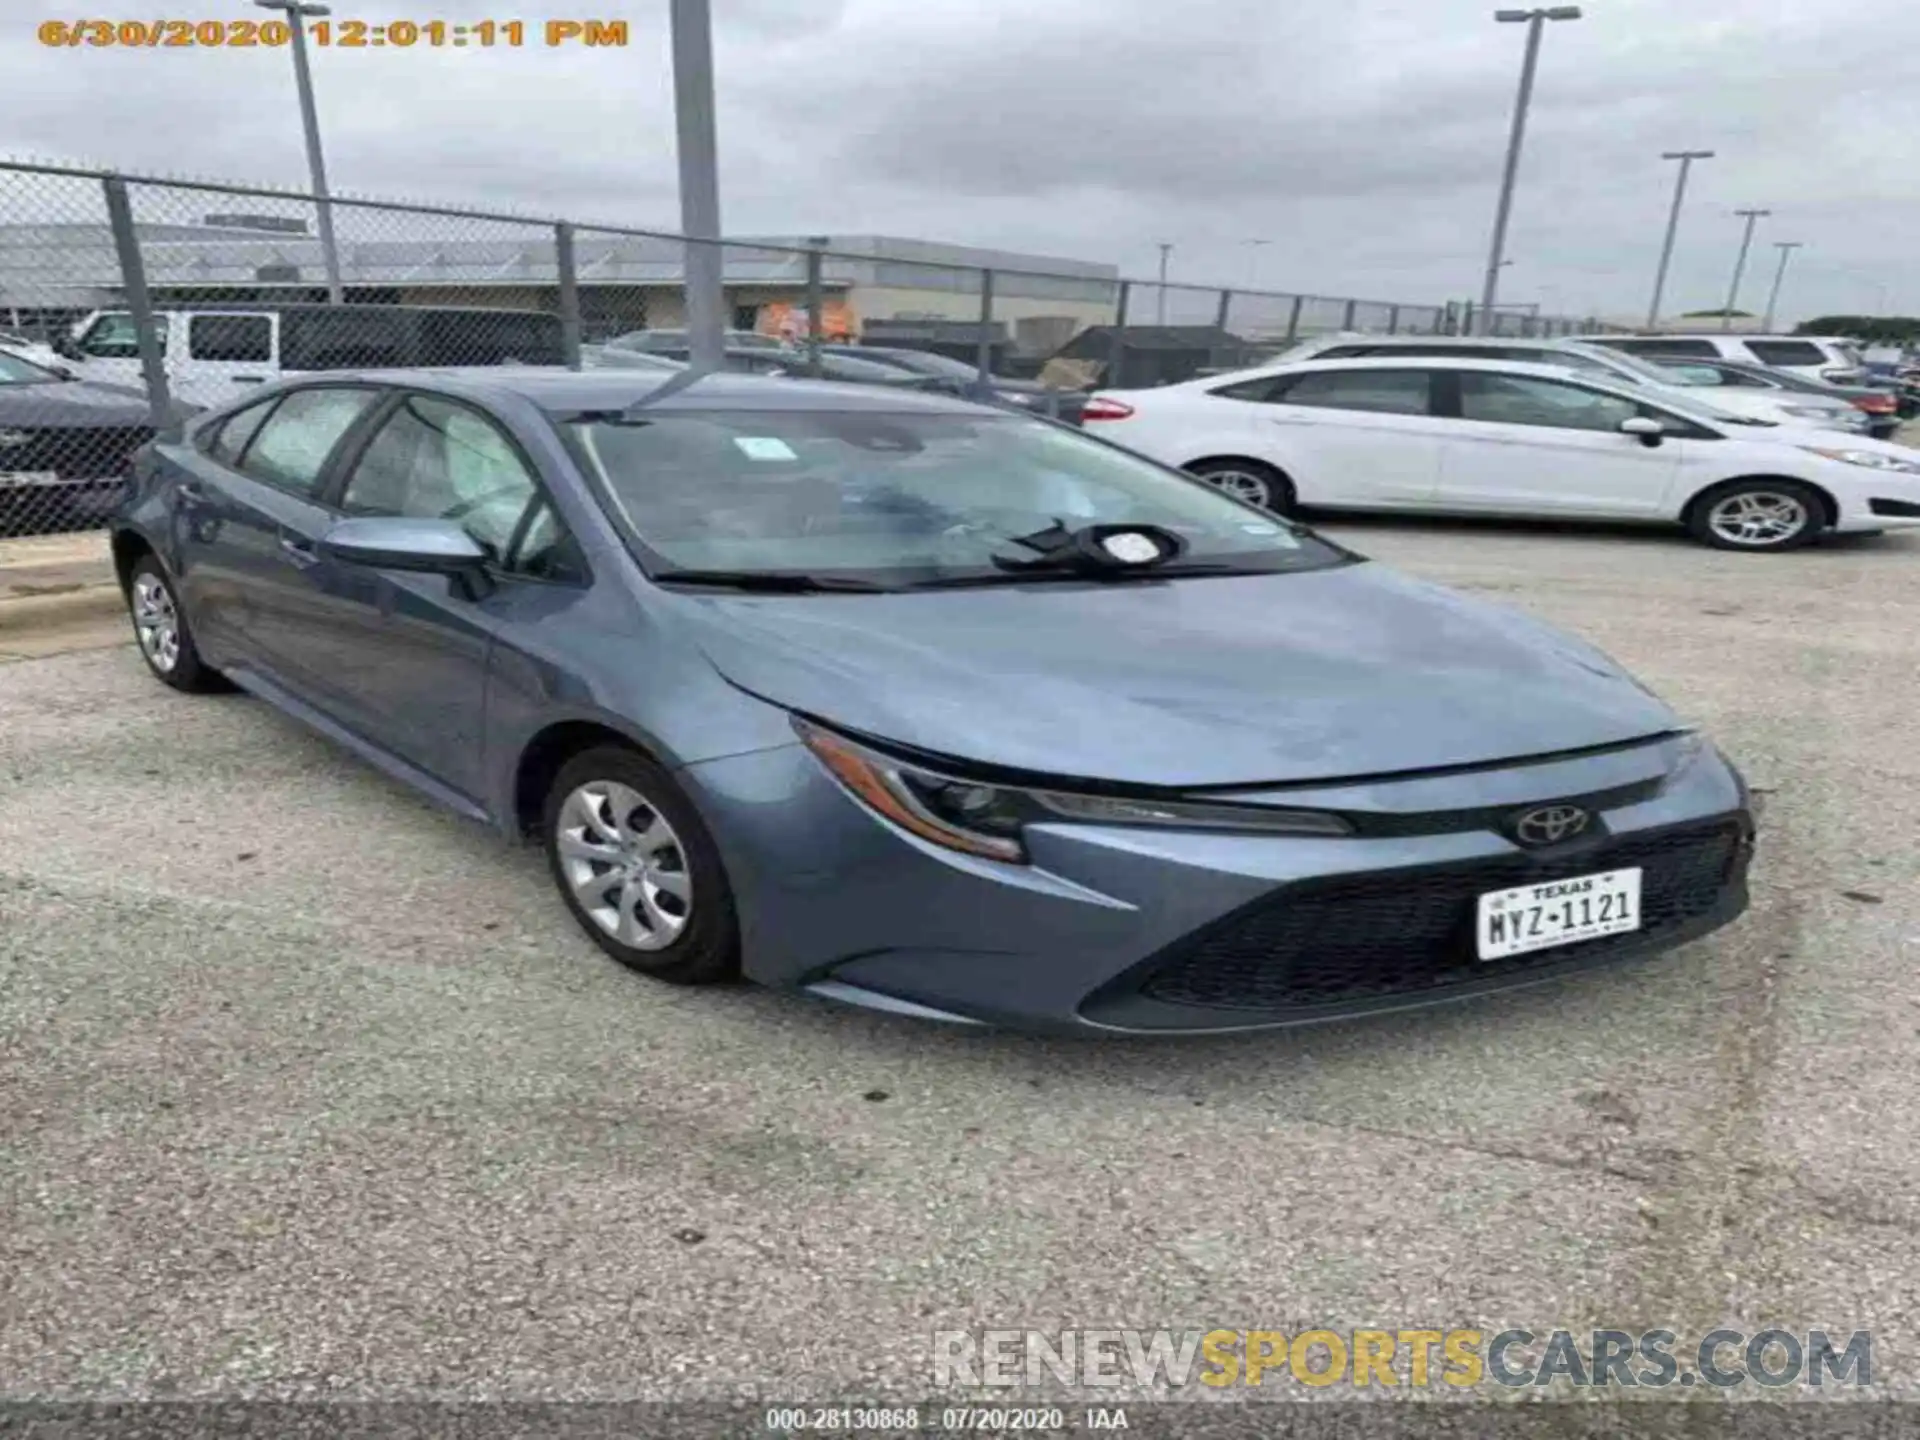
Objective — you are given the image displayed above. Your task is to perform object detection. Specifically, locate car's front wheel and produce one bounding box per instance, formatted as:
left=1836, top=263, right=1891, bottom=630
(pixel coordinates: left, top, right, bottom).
left=542, top=745, right=741, bottom=985
left=1184, top=458, right=1296, bottom=514
left=127, top=554, right=227, bottom=692
left=1686, top=480, right=1825, bottom=551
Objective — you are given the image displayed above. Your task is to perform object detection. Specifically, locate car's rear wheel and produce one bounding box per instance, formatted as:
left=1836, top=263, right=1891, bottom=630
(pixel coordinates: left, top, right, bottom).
left=127, top=555, right=227, bottom=692
left=1686, top=480, right=1824, bottom=551
left=542, top=745, right=740, bottom=985
left=1184, top=458, right=1296, bottom=514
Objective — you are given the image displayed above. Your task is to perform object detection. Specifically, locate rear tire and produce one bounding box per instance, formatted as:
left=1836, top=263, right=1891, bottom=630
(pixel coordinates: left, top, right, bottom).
left=1184, top=458, right=1296, bottom=514
left=127, top=555, right=228, bottom=693
left=542, top=745, right=741, bottom=985
left=1685, top=480, right=1825, bottom=552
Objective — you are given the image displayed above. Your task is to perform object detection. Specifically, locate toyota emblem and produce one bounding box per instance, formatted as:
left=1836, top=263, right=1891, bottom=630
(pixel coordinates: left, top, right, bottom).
left=1512, top=804, right=1590, bottom=847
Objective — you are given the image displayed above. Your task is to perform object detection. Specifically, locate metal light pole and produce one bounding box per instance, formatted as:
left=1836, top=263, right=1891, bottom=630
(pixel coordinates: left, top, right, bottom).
left=670, top=0, right=725, bottom=370
left=255, top=0, right=343, bottom=304
left=1155, top=243, right=1172, bottom=326
left=1721, top=207, right=1771, bottom=331
left=1477, top=6, right=1581, bottom=335
left=1242, top=238, right=1271, bottom=288
left=1760, top=241, right=1803, bottom=332
left=1646, top=149, right=1713, bottom=330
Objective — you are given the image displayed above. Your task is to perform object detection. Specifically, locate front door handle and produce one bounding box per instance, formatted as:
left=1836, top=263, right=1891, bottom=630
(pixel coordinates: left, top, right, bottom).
left=232, top=376, right=266, bottom=385
left=279, top=535, right=319, bottom=568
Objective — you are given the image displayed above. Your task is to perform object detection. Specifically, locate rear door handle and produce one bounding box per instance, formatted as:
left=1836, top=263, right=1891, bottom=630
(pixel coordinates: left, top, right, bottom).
left=177, top=479, right=207, bottom=503
left=232, top=376, right=266, bottom=385
left=279, top=535, right=319, bottom=568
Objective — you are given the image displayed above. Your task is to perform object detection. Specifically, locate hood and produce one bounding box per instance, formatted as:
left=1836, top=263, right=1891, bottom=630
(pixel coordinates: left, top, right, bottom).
left=0, top=379, right=159, bottom=427
left=672, top=561, right=1680, bottom=788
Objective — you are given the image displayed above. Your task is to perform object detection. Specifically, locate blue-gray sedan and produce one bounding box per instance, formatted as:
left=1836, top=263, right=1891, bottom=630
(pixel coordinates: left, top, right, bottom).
left=111, top=368, right=1754, bottom=1033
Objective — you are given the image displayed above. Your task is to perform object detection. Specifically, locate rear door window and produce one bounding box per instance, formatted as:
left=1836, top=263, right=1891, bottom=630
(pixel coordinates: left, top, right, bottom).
left=205, top=397, right=280, bottom=465
left=1745, top=340, right=1827, bottom=367
left=188, top=314, right=273, bottom=364
left=1273, top=368, right=1432, bottom=415
left=238, top=387, right=379, bottom=496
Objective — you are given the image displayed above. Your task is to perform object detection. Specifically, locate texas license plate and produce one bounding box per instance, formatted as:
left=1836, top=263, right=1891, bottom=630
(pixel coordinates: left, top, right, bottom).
left=1477, top=866, right=1642, bottom=960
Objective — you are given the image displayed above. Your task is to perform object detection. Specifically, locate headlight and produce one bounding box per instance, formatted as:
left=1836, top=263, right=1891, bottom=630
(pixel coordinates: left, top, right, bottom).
left=793, top=718, right=1351, bottom=864
left=1798, top=446, right=1920, bottom=474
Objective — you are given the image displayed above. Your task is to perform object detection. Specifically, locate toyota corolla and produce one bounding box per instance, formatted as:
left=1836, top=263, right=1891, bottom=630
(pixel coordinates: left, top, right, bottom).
left=112, top=369, right=1755, bottom=1032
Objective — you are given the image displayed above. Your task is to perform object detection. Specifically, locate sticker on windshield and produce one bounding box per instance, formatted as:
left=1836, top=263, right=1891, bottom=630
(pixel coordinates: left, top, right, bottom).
left=1239, top=522, right=1281, bottom=535
left=734, top=436, right=798, bottom=462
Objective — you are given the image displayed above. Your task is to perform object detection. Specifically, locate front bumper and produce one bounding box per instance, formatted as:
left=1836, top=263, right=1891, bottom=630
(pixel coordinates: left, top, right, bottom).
left=682, top=734, right=1754, bottom=1034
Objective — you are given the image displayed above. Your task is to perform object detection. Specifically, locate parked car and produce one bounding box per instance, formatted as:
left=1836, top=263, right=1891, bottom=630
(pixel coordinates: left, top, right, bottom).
left=819, top=344, right=1090, bottom=425
left=56, top=304, right=567, bottom=408
left=0, top=348, right=196, bottom=536
left=1276, top=335, right=1869, bottom=433
left=1646, top=357, right=1902, bottom=441
left=606, top=328, right=788, bottom=354
left=111, top=367, right=1755, bottom=1032
left=580, top=344, right=684, bottom=372
left=1590, top=334, right=1867, bottom=386
left=642, top=343, right=929, bottom=387
left=1084, top=356, right=1920, bottom=550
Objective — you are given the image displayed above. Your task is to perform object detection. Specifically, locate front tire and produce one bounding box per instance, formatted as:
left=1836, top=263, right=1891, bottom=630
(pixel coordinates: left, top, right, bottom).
left=542, top=745, right=741, bottom=985
left=1184, top=458, right=1296, bottom=514
left=127, top=555, right=228, bottom=692
left=1686, top=480, right=1824, bottom=551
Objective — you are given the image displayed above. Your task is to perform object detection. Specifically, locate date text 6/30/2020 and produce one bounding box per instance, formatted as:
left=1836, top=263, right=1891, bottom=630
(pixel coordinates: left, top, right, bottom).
left=38, top=19, right=628, bottom=48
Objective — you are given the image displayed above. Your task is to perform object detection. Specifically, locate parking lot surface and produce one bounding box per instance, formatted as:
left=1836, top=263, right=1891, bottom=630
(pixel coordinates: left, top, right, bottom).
left=2, top=517, right=1917, bottom=1403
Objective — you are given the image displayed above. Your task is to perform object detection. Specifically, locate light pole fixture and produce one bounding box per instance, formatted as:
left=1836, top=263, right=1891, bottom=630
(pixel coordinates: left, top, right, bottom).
left=1646, top=149, right=1714, bottom=330
left=1760, top=241, right=1803, bottom=332
left=255, top=0, right=343, bottom=304
left=1477, top=5, right=1581, bottom=334
left=1242, top=238, right=1271, bottom=289
left=1722, top=207, right=1772, bottom=331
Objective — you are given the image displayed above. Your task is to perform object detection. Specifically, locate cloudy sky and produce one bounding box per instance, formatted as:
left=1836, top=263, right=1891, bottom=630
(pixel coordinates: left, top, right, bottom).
left=3, top=0, right=1915, bottom=322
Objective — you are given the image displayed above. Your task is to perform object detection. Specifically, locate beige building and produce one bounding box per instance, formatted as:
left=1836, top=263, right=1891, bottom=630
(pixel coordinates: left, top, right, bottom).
left=0, top=217, right=1121, bottom=354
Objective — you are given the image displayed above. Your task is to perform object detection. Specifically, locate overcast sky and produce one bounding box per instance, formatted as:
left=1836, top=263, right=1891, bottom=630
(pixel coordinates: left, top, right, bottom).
left=4, top=0, right=1915, bottom=322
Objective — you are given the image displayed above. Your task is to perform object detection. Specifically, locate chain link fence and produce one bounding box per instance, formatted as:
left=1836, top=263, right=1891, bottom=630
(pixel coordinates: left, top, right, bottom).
left=0, top=157, right=1624, bottom=538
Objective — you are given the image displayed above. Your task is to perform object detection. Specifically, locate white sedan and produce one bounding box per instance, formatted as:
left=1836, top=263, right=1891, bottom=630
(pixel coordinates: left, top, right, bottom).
left=1085, top=357, right=1920, bottom=551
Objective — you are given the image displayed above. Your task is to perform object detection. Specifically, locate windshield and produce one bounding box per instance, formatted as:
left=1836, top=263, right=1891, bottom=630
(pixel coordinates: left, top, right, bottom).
left=0, top=351, right=58, bottom=384
left=1556, top=346, right=1759, bottom=424
left=569, top=408, right=1345, bottom=587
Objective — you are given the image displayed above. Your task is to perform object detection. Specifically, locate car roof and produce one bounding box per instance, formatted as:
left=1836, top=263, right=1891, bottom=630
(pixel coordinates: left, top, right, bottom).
left=330, top=365, right=990, bottom=416
left=1309, top=335, right=1578, bottom=349
left=1205, top=355, right=1644, bottom=383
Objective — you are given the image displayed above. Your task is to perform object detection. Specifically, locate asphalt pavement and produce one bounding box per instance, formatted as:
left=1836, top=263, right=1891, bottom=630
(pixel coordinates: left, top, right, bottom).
left=2, top=516, right=1917, bottom=1408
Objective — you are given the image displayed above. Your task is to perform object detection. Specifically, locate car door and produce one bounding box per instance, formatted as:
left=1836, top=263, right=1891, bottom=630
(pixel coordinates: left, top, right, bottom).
left=1432, top=370, right=1681, bottom=517
left=178, top=312, right=278, bottom=407
left=310, top=391, right=590, bottom=800
left=1247, top=367, right=1444, bottom=507
left=173, top=385, right=383, bottom=691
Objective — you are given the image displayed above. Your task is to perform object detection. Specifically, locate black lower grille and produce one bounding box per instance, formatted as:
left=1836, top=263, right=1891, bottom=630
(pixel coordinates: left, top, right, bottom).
left=1134, top=821, right=1747, bottom=1012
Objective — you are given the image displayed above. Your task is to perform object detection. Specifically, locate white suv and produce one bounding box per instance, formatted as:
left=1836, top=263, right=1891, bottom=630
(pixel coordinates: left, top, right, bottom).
left=1591, top=334, right=1866, bottom=386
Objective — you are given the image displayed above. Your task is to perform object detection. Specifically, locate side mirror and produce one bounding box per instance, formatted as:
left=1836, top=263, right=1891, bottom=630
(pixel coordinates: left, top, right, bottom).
left=1620, top=415, right=1666, bottom=447
left=319, top=517, right=494, bottom=600
left=50, top=335, right=79, bottom=361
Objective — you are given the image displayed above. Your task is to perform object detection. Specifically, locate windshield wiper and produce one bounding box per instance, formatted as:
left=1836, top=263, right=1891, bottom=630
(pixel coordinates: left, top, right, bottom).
left=902, top=561, right=1279, bottom=590
left=651, top=568, right=891, bottom=593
